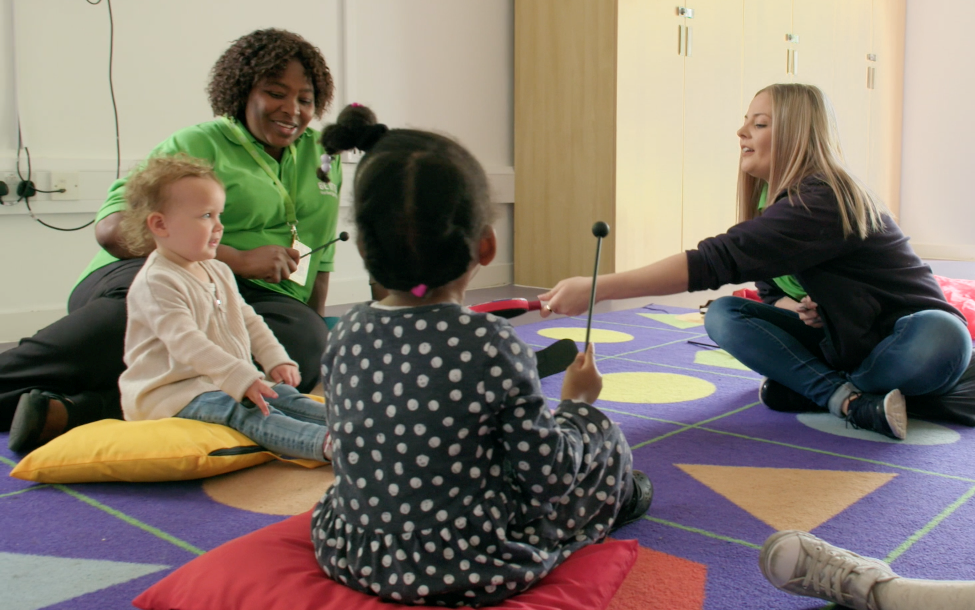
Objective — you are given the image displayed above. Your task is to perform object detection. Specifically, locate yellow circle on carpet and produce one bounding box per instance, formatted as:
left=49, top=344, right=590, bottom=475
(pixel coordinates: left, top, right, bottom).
left=537, top=327, right=634, bottom=344
left=203, top=461, right=335, bottom=515
left=599, top=372, right=716, bottom=403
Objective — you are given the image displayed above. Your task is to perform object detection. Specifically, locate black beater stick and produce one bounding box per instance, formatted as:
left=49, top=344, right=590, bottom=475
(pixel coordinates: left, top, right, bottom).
left=301, top=231, right=350, bottom=258
left=585, top=221, right=610, bottom=350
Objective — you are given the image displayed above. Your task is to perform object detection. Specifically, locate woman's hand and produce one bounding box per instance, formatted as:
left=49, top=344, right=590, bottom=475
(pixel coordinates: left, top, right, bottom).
left=244, top=378, right=279, bottom=416
left=220, top=245, right=299, bottom=283
left=774, top=296, right=803, bottom=313
left=269, top=364, right=301, bottom=388
left=560, top=344, right=602, bottom=404
left=775, top=296, right=823, bottom=328
left=539, top=276, right=595, bottom=317
left=796, top=296, right=823, bottom=328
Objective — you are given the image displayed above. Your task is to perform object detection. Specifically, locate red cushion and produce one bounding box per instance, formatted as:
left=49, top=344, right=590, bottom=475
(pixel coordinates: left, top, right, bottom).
left=935, top=275, right=975, bottom=340
left=133, top=511, right=638, bottom=610
left=732, top=288, right=760, bottom=302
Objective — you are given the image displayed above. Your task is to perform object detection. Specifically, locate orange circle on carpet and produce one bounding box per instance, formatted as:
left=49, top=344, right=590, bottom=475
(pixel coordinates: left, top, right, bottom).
left=203, top=461, right=335, bottom=515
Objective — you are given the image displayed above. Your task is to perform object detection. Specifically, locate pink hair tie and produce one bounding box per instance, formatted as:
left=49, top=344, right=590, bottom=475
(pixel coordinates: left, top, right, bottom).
left=351, top=102, right=363, bottom=107
left=410, top=284, right=428, bottom=298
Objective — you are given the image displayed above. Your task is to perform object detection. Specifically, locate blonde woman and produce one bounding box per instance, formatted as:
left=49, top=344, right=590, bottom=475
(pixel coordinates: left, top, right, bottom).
left=540, top=84, right=971, bottom=440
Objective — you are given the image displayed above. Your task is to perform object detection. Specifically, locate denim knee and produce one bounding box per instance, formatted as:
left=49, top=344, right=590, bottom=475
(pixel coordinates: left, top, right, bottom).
left=272, top=383, right=300, bottom=398
left=703, top=297, right=745, bottom=346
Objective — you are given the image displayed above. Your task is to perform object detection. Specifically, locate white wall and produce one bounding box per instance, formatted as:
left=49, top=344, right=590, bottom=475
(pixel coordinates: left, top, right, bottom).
left=899, top=0, right=975, bottom=264
left=0, top=0, right=514, bottom=341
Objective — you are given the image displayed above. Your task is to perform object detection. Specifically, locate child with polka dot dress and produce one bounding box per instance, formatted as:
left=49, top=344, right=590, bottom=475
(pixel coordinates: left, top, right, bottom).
left=311, top=105, right=653, bottom=607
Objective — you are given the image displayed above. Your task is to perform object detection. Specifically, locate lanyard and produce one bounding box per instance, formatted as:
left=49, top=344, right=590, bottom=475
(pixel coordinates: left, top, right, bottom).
left=221, top=116, right=300, bottom=239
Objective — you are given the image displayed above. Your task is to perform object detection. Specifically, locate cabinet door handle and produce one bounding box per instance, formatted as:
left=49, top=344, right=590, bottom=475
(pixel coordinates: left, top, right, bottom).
left=786, top=49, right=791, bottom=74
left=686, top=26, right=693, bottom=57
left=678, top=25, right=683, bottom=55
left=793, top=50, right=798, bottom=75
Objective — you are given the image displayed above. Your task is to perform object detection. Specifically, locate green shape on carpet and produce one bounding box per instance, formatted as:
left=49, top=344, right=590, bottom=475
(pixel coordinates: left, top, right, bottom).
left=637, top=313, right=704, bottom=329
left=885, top=484, right=975, bottom=564
left=0, top=552, right=169, bottom=610
left=693, top=348, right=752, bottom=372
left=54, top=484, right=206, bottom=556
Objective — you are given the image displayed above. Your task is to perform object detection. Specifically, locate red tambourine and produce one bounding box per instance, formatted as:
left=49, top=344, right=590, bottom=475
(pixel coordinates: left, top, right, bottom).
left=468, top=298, right=542, bottom=319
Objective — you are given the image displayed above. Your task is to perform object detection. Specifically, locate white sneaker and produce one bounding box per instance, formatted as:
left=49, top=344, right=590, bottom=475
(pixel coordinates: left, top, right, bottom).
left=760, top=530, right=899, bottom=610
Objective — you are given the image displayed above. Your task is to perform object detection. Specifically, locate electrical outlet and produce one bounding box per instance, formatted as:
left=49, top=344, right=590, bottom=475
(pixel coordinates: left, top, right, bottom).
left=51, top=172, right=81, bottom=201
left=2, top=173, right=22, bottom=203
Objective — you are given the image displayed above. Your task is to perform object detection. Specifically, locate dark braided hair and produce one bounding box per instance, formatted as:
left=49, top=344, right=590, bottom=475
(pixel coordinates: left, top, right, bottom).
left=321, top=105, right=496, bottom=294
left=207, top=29, right=334, bottom=120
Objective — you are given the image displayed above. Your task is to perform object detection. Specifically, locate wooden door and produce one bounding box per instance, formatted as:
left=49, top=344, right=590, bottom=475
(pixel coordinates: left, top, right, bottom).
left=829, top=0, right=872, bottom=181
left=867, top=0, right=906, bottom=218
left=513, top=0, right=618, bottom=287
left=682, top=0, right=745, bottom=248
left=743, top=0, right=793, bottom=107
left=615, top=0, right=685, bottom=270
left=791, top=0, right=837, bottom=92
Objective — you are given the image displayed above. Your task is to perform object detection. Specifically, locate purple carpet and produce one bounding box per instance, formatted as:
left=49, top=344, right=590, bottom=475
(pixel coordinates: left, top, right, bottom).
left=3, top=304, right=975, bottom=609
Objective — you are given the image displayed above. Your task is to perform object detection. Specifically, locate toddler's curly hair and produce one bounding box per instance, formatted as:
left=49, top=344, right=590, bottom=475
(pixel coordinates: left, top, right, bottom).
left=119, top=154, right=222, bottom=257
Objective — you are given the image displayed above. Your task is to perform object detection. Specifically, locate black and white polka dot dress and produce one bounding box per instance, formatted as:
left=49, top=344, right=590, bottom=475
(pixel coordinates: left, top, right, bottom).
left=311, top=303, right=632, bottom=607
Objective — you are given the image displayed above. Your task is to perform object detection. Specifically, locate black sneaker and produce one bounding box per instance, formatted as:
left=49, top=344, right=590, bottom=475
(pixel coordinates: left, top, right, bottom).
left=845, top=389, right=908, bottom=440
left=758, top=378, right=821, bottom=413
left=8, top=390, right=56, bottom=452
left=611, top=470, right=653, bottom=531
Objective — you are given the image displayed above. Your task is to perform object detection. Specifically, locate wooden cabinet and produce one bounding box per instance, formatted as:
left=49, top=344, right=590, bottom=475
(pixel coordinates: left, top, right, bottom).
left=514, top=0, right=906, bottom=288
left=615, top=0, right=742, bottom=274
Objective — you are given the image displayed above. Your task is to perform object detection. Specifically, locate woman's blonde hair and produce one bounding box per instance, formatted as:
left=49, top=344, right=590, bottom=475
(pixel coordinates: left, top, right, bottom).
left=119, top=154, right=222, bottom=256
left=736, top=83, right=888, bottom=239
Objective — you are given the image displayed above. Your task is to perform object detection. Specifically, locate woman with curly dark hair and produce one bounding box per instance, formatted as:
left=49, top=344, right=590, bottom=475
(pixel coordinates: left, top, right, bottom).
left=3, top=29, right=341, bottom=452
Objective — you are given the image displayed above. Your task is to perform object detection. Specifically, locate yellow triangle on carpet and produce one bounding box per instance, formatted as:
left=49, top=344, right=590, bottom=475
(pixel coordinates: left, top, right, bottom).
left=693, top=348, right=752, bottom=372
left=637, top=313, right=704, bottom=329
left=676, top=464, right=897, bottom=531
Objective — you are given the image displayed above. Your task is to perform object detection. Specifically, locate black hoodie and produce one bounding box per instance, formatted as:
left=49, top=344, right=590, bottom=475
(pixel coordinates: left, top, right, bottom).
left=687, top=177, right=964, bottom=372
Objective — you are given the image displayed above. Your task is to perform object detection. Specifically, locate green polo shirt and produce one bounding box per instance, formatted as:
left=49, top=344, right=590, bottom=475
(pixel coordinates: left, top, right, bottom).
left=78, top=119, right=342, bottom=304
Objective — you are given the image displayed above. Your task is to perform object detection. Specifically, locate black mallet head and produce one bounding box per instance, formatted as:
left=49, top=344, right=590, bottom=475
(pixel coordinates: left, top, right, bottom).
left=592, top=221, right=610, bottom=238
left=338, top=231, right=350, bottom=241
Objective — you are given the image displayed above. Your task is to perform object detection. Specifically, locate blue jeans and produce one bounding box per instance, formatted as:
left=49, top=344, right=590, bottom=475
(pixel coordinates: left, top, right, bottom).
left=176, top=384, right=329, bottom=461
left=704, top=297, right=972, bottom=408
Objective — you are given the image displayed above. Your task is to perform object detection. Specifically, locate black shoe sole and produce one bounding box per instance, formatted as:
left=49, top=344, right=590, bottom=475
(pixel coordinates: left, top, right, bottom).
left=535, top=338, right=579, bottom=379
left=612, top=470, right=653, bottom=531
left=759, top=378, right=821, bottom=413
left=8, top=390, right=49, bottom=453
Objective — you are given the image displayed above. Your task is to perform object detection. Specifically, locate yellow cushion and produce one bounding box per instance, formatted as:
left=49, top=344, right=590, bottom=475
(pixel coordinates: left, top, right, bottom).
left=10, top=418, right=277, bottom=484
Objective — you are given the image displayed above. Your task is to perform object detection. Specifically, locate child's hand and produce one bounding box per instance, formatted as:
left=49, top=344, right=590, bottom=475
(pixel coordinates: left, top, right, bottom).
left=269, top=364, right=301, bottom=388
left=244, top=379, right=279, bottom=416
left=560, top=343, right=602, bottom=404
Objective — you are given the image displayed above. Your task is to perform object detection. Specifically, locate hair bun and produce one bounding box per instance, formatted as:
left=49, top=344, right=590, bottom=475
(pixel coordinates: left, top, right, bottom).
left=320, top=104, right=385, bottom=155
left=356, top=124, right=389, bottom=152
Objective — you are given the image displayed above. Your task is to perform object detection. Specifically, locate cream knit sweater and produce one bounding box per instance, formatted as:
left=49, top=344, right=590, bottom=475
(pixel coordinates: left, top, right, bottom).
left=120, top=251, right=297, bottom=421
